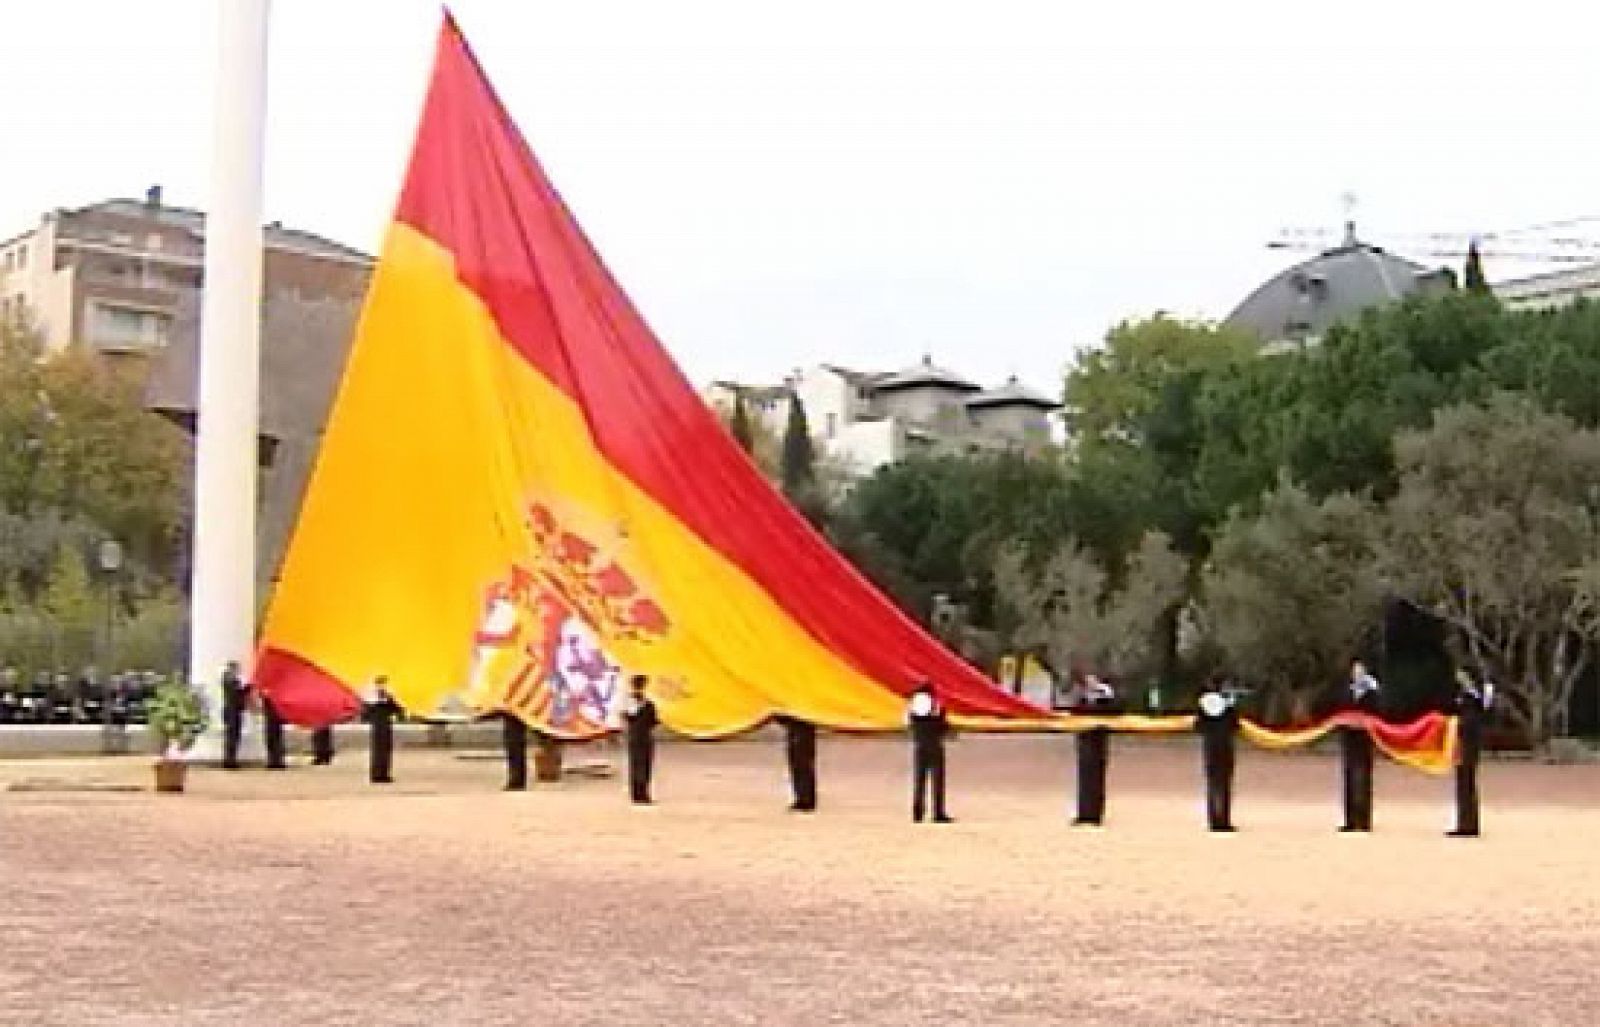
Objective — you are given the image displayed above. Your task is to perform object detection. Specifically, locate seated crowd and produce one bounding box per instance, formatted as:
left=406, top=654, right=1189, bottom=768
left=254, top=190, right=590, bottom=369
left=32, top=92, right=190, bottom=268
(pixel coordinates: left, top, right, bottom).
left=0, top=667, right=161, bottom=726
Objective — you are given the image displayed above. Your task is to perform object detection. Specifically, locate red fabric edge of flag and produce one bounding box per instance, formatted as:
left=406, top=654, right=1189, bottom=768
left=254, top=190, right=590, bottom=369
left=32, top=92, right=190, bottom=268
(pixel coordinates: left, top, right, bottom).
left=253, top=647, right=363, bottom=729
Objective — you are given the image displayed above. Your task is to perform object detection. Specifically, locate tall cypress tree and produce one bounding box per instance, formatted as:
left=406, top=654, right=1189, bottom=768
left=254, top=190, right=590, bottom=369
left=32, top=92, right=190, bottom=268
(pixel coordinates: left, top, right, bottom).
left=729, top=393, right=755, bottom=455
left=780, top=394, right=816, bottom=498
left=1463, top=240, right=1492, bottom=296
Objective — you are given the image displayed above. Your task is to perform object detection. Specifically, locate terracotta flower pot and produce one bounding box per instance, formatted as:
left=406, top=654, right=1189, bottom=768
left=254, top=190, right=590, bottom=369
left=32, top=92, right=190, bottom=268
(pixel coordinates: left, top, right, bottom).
left=153, top=759, right=188, bottom=794
left=533, top=735, right=563, bottom=782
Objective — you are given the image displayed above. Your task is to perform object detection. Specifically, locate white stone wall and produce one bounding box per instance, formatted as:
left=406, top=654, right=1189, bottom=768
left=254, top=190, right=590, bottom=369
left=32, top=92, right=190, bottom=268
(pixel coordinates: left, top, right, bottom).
left=829, top=417, right=903, bottom=476
left=873, top=384, right=972, bottom=432
left=969, top=404, right=1052, bottom=448
left=1496, top=264, right=1600, bottom=310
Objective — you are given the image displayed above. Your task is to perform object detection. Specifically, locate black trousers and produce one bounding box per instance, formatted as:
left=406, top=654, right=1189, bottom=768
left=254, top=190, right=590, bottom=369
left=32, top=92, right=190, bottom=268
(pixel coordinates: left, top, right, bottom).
left=1202, top=740, right=1235, bottom=829
left=785, top=721, right=818, bottom=810
left=1340, top=727, right=1374, bottom=830
left=262, top=700, right=286, bottom=770
left=1454, top=758, right=1480, bottom=835
left=502, top=715, right=528, bottom=790
left=221, top=696, right=245, bottom=769
left=912, top=743, right=947, bottom=820
left=627, top=732, right=655, bottom=802
left=1075, top=730, right=1109, bottom=824
left=310, top=726, right=335, bottom=765
left=369, top=714, right=394, bottom=783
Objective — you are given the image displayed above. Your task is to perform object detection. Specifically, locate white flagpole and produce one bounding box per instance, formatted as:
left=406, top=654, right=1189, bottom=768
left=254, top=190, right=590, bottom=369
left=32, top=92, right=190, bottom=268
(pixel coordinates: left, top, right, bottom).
left=188, top=0, right=271, bottom=762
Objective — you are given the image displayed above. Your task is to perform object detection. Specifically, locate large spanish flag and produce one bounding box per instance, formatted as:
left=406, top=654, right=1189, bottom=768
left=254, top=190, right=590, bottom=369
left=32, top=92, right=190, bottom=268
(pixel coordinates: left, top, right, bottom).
left=251, top=13, right=1460, bottom=780
left=253, top=14, right=1050, bottom=737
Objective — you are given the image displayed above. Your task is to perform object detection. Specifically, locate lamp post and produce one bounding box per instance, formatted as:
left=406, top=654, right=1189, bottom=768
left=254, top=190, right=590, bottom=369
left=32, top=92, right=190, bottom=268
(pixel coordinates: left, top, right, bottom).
left=97, top=539, right=123, bottom=755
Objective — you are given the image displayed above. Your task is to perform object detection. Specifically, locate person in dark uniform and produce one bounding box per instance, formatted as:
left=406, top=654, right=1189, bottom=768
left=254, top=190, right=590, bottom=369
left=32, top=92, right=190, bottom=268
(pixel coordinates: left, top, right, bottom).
left=1449, top=668, right=1494, bottom=838
left=1338, top=659, right=1381, bottom=832
left=906, top=681, right=953, bottom=823
left=310, top=725, right=336, bottom=766
left=366, top=677, right=399, bottom=785
left=501, top=711, right=529, bottom=791
left=1195, top=673, right=1241, bottom=832
left=624, top=675, right=658, bottom=804
left=1068, top=672, right=1118, bottom=826
left=777, top=715, right=818, bottom=812
left=0, top=667, right=19, bottom=724
left=220, top=661, right=249, bottom=769
left=261, top=691, right=287, bottom=770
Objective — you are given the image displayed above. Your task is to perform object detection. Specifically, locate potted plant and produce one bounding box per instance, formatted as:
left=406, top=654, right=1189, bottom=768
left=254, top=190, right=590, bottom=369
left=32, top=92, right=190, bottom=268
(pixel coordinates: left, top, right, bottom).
left=533, top=730, right=564, bottom=782
left=146, top=679, right=209, bottom=793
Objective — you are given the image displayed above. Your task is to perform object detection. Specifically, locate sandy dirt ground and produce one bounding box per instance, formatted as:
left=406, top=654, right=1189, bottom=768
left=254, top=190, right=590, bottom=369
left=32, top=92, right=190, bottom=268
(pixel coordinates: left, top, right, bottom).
left=3, top=732, right=1598, bottom=1026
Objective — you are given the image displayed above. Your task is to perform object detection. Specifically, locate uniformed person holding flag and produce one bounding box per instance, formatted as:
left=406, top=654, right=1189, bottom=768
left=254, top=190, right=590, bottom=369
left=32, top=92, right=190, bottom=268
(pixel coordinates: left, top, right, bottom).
left=500, top=711, right=529, bottom=791
left=1449, top=668, right=1493, bottom=837
left=261, top=692, right=287, bottom=771
left=1068, top=672, right=1118, bottom=826
left=1195, top=674, right=1241, bottom=832
left=624, top=674, right=659, bottom=804
left=777, top=715, right=818, bottom=812
left=1338, top=659, right=1381, bottom=832
left=366, top=676, right=400, bottom=785
left=219, top=661, right=250, bottom=770
left=309, top=725, right=336, bottom=766
left=906, top=681, right=953, bottom=823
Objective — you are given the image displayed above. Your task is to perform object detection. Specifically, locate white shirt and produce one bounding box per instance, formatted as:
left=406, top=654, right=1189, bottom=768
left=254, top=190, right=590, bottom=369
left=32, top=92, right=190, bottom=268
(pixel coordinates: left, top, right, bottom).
left=1198, top=691, right=1229, bottom=718
left=908, top=692, right=935, bottom=718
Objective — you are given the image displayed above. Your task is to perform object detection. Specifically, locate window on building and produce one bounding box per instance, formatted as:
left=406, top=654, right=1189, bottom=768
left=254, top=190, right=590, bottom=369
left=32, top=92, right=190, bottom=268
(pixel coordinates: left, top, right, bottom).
left=15, top=244, right=25, bottom=269
left=825, top=413, right=837, bottom=439
left=88, top=302, right=169, bottom=351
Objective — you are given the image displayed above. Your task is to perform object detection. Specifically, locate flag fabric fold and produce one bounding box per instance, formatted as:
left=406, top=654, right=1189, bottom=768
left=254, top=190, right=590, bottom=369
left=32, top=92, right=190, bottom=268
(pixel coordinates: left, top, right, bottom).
left=1241, top=712, right=1456, bottom=775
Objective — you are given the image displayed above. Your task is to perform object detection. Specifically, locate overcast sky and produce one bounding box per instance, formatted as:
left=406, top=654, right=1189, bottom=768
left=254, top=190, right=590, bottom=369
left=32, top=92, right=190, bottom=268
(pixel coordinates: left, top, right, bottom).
left=3, top=1, right=1597, bottom=390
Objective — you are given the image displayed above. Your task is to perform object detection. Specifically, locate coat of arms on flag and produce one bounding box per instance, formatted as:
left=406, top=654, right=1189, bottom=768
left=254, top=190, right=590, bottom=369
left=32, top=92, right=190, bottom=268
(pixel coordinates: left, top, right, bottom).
left=464, top=501, right=671, bottom=737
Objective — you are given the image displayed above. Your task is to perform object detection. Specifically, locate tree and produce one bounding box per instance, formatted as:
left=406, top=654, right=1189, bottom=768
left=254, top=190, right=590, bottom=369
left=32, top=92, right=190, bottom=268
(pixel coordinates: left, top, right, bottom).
left=1193, top=292, right=1507, bottom=504
left=780, top=395, right=817, bottom=497
left=0, top=314, right=50, bottom=516
left=834, top=451, right=1078, bottom=623
left=729, top=393, right=755, bottom=455
left=1098, top=531, right=1189, bottom=681
left=42, top=543, right=96, bottom=670
left=0, top=312, right=187, bottom=581
left=712, top=393, right=781, bottom=480
left=1378, top=396, right=1600, bottom=746
left=1200, top=479, right=1386, bottom=722
left=1065, top=313, right=1260, bottom=448
left=1482, top=299, right=1600, bottom=429
left=1463, top=241, right=1492, bottom=296
left=994, top=530, right=1186, bottom=686
left=33, top=350, right=187, bottom=574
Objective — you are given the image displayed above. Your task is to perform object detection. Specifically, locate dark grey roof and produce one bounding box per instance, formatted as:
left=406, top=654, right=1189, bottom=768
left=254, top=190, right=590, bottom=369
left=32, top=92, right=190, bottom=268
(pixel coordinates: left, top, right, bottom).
left=871, top=355, right=981, bottom=393
left=1226, top=236, right=1454, bottom=343
left=821, top=363, right=890, bottom=387
left=710, top=381, right=791, bottom=404
left=76, top=198, right=373, bottom=264
left=966, top=376, right=1060, bottom=410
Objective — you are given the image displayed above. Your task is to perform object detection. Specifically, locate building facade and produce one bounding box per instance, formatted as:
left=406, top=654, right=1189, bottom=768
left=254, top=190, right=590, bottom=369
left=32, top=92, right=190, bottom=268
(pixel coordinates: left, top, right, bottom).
left=0, top=186, right=370, bottom=357
left=706, top=357, right=1060, bottom=477
left=0, top=187, right=374, bottom=591
left=1493, top=263, right=1600, bottom=310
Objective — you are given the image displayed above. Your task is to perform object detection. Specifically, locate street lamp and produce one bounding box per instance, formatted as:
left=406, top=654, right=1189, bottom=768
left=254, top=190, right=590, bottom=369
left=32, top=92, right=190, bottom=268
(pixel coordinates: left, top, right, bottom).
left=97, top=539, right=123, bottom=755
